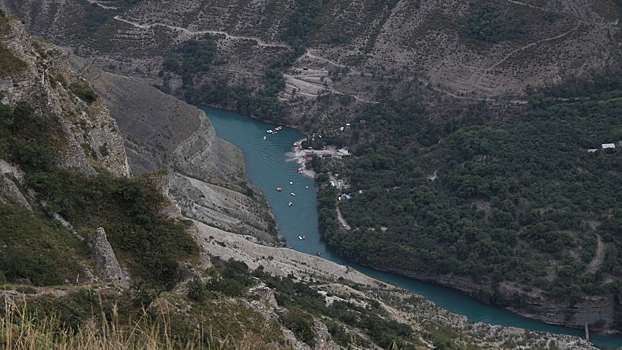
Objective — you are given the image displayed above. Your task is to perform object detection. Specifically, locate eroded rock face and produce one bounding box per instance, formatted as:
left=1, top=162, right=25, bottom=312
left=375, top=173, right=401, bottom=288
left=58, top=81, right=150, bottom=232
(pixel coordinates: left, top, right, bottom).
left=0, top=18, right=130, bottom=177
left=92, top=227, right=129, bottom=287
left=68, top=55, right=276, bottom=242
left=388, top=268, right=615, bottom=329
left=0, top=173, right=31, bottom=210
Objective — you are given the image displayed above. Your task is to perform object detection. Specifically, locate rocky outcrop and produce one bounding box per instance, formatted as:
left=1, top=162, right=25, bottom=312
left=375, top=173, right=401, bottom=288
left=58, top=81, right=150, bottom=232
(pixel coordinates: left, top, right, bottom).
left=92, top=227, right=129, bottom=287
left=169, top=174, right=275, bottom=242
left=0, top=173, right=31, bottom=210
left=505, top=285, right=615, bottom=328
left=387, top=268, right=615, bottom=329
left=68, top=54, right=244, bottom=185
left=0, top=17, right=130, bottom=177
left=67, top=54, right=276, bottom=242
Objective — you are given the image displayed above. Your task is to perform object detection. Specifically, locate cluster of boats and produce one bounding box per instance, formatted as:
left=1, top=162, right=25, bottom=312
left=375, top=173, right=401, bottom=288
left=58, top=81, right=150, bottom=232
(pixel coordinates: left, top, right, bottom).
left=266, top=125, right=283, bottom=134
left=277, top=183, right=296, bottom=206
left=264, top=126, right=283, bottom=140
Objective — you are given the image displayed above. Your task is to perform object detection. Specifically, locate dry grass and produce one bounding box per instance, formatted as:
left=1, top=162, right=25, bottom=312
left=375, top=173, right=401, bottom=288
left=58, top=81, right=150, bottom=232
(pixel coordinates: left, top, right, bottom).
left=0, top=298, right=282, bottom=350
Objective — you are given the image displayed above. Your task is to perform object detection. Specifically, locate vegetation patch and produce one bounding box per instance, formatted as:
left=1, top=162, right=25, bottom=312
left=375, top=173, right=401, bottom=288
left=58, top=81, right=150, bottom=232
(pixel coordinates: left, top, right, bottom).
left=459, top=2, right=525, bottom=43
left=0, top=43, right=28, bottom=77
left=69, top=83, right=98, bottom=104
left=0, top=102, right=199, bottom=290
left=313, top=73, right=622, bottom=327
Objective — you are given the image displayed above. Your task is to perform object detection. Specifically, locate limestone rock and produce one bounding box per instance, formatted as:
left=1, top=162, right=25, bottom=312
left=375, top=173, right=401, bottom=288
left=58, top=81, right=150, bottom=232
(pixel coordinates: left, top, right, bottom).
left=92, top=227, right=129, bottom=287
left=0, top=17, right=130, bottom=177
left=0, top=173, right=31, bottom=210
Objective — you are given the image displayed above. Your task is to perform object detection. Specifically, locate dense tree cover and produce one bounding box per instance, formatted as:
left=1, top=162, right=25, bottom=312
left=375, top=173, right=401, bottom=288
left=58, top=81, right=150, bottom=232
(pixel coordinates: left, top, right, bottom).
left=160, top=35, right=288, bottom=123
left=162, top=36, right=217, bottom=87
left=0, top=102, right=199, bottom=290
left=459, top=2, right=525, bottom=43
left=26, top=169, right=199, bottom=290
left=186, top=78, right=287, bottom=123
left=281, top=0, right=325, bottom=47
left=317, top=78, right=622, bottom=321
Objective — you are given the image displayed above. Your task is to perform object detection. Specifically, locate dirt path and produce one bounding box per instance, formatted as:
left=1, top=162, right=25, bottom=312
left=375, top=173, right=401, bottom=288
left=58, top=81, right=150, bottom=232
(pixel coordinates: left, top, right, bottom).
left=304, top=49, right=346, bottom=69
left=476, top=21, right=581, bottom=87
left=113, top=16, right=290, bottom=48
left=588, top=234, right=605, bottom=272
left=336, top=207, right=351, bottom=230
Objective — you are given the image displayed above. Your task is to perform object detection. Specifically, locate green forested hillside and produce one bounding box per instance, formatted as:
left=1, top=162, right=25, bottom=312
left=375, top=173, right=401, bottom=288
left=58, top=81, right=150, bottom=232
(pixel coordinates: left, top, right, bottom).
left=0, top=102, right=198, bottom=290
left=317, top=76, right=622, bottom=325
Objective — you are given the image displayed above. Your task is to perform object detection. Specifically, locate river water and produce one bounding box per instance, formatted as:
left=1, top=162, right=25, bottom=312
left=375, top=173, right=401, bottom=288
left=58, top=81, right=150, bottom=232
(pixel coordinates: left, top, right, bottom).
left=200, top=106, right=622, bottom=348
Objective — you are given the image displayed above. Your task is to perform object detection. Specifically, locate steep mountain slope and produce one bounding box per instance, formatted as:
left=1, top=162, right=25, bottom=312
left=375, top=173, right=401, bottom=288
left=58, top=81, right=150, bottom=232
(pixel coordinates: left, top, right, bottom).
left=68, top=53, right=279, bottom=241
left=0, top=13, right=605, bottom=349
left=1, top=0, right=620, bottom=107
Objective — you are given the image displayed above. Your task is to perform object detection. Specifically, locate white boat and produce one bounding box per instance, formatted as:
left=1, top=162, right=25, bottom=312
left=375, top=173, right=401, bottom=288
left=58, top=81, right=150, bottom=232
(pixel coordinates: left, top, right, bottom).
left=291, top=192, right=295, bottom=196
left=267, top=130, right=273, bottom=134
left=289, top=181, right=293, bottom=185
left=288, top=202, right=293, bottom=207
left=263, top=136, right=266, bottom=140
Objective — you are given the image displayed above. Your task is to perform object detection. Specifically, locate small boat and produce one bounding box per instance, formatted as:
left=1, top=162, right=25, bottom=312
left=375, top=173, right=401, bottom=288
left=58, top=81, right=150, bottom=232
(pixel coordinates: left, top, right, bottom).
left=291, top=192, right=295, bottom=196
left=288, top=202, right=293, bottom=207
left=289, top=181, right=293, bottom=185
left=267, top=130, right=273, bottom=134
left=298, top=235, right=306, bottom=240
left=297, top=168, right=303, bottom=174
left=276, top=187, right=282, bottom=192
left=276, top=126, right=283, bottom=131
left=305, top=186, right=309, bottom=189
left=316, top=251, right=321, bottom=256
left=263, top=136, right=267, bottom=140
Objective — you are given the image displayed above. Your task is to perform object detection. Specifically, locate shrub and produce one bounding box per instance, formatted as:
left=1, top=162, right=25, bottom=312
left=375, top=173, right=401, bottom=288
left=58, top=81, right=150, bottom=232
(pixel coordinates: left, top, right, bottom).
left=69, top=83, right=98, bottom=103
left=187, top=276, right=207, bottom=302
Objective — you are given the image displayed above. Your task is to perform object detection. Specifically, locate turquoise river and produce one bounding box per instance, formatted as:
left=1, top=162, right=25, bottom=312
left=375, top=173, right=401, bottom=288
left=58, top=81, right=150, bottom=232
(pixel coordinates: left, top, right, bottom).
left=200, top=106, right=622, bottom=348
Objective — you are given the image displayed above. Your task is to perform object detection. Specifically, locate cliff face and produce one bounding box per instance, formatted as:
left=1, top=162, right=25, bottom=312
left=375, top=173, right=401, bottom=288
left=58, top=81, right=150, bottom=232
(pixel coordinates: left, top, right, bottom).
left=0, top=17, right=130, bottom=177
left=388, top=268, right=615, bottom=329
left=66, top=54, right=276, bottom=243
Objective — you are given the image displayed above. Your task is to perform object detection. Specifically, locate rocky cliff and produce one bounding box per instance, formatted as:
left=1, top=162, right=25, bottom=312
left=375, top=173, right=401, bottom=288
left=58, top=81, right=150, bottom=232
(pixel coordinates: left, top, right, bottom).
left=387, top=268, right=615, bottom=329
left=66, top=53, right=277, bottom=242
left=0, top=15, right=129, bottom=177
